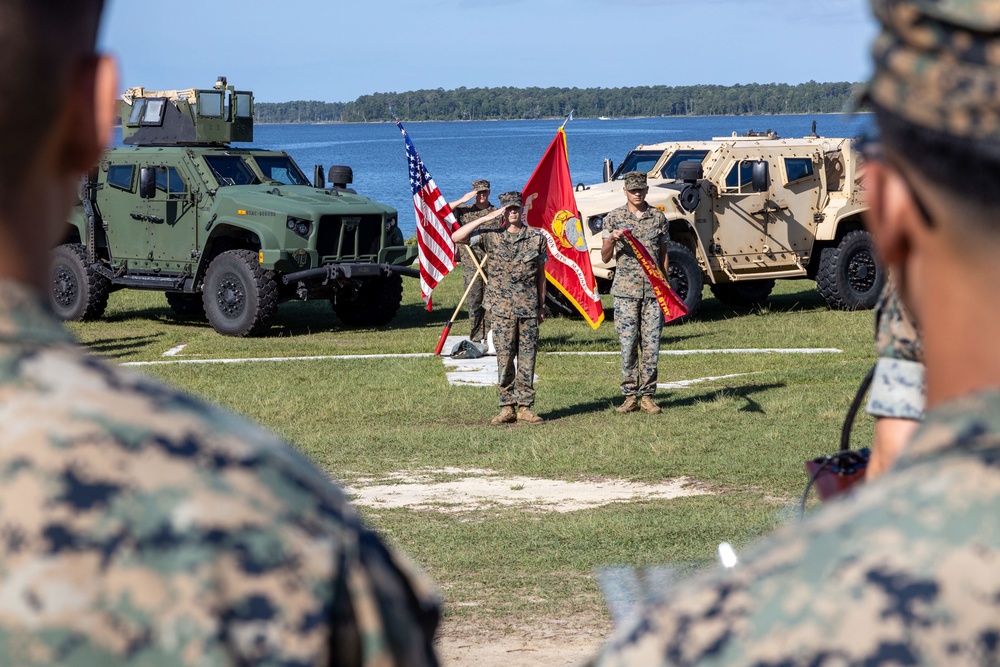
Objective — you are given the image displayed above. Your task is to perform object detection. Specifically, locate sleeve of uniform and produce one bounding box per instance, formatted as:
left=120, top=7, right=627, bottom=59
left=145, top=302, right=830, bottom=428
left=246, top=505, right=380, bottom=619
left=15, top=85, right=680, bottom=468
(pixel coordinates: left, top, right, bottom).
left=601, top=210, right=614, bottom=239
left=657, top=209, right=670, bottom=243
left=329, top=522, right=441, bottom=667
left=866, top=282, right=926, bottom=419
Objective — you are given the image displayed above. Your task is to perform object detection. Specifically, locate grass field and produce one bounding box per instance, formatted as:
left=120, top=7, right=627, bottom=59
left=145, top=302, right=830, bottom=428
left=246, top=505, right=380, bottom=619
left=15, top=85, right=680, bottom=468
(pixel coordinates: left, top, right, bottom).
left=65, top=272, right=876, bottom=635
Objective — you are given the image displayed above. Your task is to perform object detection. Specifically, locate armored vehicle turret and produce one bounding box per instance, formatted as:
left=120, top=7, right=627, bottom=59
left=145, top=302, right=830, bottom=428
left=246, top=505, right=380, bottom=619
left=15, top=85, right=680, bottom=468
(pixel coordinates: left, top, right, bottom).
left=559, top=125, right=882, bottom=322
left=50, top=78, right=417, bottom=336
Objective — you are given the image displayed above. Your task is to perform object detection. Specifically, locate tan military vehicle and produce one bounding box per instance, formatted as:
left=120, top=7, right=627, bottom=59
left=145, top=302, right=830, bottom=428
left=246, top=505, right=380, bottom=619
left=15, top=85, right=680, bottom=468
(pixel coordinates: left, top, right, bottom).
left=560, top=127, right=880, bottom=322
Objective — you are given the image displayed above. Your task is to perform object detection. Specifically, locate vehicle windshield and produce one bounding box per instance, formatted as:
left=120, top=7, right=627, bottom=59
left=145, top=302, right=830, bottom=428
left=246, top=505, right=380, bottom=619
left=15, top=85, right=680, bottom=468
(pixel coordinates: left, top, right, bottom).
left=253, top=155, right=310, bottom=186
left=659, top=150, right=710, bottom=179
left=203, top=155, right=260, bottom=187
left=612, top=150, right=663, bottom=180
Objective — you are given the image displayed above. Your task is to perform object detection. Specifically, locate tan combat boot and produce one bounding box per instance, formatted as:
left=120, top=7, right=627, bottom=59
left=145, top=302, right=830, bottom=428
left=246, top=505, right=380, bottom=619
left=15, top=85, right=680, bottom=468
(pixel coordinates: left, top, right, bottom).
left=517, top=406, right=544, bottom=424
left=640, top=396, right=662, bottom=415
left=491, top=405, right=517, bottom=425
left=616, top=395, right=639, bottom=414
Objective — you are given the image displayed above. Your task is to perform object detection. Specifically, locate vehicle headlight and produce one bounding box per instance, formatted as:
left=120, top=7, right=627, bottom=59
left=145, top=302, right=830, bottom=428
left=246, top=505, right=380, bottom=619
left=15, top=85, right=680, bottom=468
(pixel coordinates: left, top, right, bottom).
left=286, top=216, right=312, bottom=239
left=385, top=216, right=398, bottom=233
left=588, top=215, right=604, bottom=236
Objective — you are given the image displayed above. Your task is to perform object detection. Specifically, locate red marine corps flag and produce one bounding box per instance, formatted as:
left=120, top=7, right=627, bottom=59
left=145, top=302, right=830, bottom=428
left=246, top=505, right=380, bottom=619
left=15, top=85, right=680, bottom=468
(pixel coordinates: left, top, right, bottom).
left=522, top=127, right=604, bottom=329
left=395, top=116, right=459, bottom=310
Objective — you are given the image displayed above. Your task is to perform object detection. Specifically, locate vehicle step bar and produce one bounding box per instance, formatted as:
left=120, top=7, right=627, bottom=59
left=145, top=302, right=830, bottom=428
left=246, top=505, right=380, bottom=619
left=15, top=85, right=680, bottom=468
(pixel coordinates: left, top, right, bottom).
left=111, top=274, right=187, bottom=290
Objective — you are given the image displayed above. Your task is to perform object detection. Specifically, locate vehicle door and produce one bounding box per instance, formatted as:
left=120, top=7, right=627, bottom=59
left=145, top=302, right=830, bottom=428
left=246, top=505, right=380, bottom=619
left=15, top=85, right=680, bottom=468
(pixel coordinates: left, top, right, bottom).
left=768, top=155, right=822, bottom=257
left=97, top=161, right=146, bottom=264
left=713, top=157, right=770, bottom=275
left=142, top=162, right=198, bottom=271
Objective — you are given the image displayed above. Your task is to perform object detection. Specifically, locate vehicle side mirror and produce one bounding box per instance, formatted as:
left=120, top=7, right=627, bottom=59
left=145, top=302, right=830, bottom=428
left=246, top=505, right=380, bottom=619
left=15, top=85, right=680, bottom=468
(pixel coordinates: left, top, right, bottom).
left=676, top=160, right=703, bottom=182
left=139, top=167, right=156, bottom=199
left=751, top=160, right=770, bottom=192
left=602, top=159, right=613, bottom=183
left=314, top=164, right=325, bottom=189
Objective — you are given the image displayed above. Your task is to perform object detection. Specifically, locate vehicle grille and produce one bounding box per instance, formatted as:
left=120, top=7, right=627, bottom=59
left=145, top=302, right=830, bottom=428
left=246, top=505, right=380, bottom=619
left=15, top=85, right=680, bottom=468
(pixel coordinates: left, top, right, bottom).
left=316, top=214, right=382, bottom=262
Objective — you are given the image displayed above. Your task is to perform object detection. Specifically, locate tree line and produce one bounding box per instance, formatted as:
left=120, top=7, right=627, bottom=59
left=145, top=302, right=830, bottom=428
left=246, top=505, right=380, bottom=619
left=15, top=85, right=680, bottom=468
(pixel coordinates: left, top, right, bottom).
left=253, top=81, right=862, bottom=123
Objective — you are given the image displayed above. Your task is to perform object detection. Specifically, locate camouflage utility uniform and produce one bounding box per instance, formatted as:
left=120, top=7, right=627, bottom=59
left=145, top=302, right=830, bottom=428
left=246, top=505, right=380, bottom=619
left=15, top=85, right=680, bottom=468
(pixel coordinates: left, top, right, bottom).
left=589, top=389, right=1000, bottom=665
left=866, top=282, right=925, bottom=421
left=0, top=281, right=439, bottom=666
left=471, top=224, right=547, bottom=407
left=453, top=202, right=499, bottom=341
left=603, top=204, right=669, bottom=397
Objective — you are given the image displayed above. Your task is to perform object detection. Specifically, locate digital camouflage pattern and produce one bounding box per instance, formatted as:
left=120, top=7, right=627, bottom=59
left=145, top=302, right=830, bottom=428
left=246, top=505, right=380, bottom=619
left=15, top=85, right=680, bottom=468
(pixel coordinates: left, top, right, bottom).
left=602, top=204, right=669, bottom=300
left=471, top=179, right=490, bottom=192
left=622, top=171, right=647, bottom=191
left=470, top=224, right=547, bottom=320
left=589, top=387, right=1000, bottom=666
left=613, top=296, right=663, bottom=397
left=453, top=202, right=498, bottom=341
left=867, top=282, right=926, bottom=420
left=469, top=224, right=547, bottom=407
left=0, top=281, right=439, bottom=666
left=603, top=204, right=668, bottom=396
left=492, top=315, right=540, bottom=407
left=867, top=0, right=1000, bottom=140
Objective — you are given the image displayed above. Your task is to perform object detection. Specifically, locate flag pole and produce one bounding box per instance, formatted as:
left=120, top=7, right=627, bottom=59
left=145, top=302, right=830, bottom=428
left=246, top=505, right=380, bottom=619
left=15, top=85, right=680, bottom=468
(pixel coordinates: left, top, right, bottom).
left=561, top=109, right=575, bottom=129
left=433, top=253, right=489, bottom=355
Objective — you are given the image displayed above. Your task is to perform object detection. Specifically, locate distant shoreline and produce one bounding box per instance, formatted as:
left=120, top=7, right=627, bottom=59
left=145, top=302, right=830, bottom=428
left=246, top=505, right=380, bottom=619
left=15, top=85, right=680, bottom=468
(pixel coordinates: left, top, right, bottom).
left=252, top=111, right=871, bottom=127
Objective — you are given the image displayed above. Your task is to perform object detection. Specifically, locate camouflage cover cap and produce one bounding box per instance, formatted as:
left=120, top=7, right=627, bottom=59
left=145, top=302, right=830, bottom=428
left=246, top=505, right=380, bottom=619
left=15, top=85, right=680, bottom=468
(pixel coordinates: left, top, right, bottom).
left=499, top=191, right=523, bottom=208
left=472, top=179, right=491, bottom=192
left=866, top=0, right=1000, bottom=140
left=623, top=171, right=647, bottom=190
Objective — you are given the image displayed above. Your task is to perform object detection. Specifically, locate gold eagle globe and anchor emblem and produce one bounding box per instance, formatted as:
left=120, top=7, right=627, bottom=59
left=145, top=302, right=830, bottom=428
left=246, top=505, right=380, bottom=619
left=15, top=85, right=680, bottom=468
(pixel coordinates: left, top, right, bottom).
left=550, top=210, right=586, bottom=251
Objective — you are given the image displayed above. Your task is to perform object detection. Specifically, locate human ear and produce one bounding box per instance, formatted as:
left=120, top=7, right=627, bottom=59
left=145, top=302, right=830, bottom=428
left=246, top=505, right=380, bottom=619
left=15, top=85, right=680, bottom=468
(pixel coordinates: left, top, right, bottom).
left=58, top=54, right=119, bottom=174
left=862, top=160, right=912, bottom=270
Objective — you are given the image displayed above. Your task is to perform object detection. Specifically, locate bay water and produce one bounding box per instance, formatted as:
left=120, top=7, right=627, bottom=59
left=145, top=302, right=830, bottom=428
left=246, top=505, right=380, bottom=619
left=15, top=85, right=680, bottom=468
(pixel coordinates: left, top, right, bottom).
left=114, top=114, right=872, bottom=239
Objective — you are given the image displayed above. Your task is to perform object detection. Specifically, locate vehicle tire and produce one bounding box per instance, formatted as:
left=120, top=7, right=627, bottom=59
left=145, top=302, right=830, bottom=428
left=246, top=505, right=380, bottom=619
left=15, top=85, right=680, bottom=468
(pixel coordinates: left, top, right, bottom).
left=816, top=230, right=885, bottom=310
left=665, top=241, right=702, bottom=324
left=49, top=244, right=110, bottom=321
left=202, top=249, right=278, bottom=336
left=165, top=292, right=206, bottom=319
left=332, top=274, right=403, bottom=326
left=544, top=289, right=579, bottom=318
left=710, top=279, right=775, bottom=307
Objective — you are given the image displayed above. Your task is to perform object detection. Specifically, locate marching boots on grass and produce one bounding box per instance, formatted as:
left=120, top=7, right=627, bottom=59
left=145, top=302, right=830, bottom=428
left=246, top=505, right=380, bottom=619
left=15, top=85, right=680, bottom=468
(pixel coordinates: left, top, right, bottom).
left=491, top=406, right=517, bottom=425
left=517, top=406, right=544, bottom=424
left=616, top=395, right=640, bottom=414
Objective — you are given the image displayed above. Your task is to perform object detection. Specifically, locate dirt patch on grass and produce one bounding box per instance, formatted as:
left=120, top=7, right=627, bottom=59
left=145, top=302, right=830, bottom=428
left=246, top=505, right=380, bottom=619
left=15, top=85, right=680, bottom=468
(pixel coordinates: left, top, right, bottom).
left=437, top=613, right=611, bottom=667
left=344, top=467, right=714, bottom=513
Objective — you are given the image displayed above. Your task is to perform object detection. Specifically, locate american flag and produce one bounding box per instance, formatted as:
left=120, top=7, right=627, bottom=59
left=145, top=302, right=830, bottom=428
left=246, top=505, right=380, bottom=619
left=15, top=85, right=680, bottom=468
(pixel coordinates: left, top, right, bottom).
left=396, top=118, right=459, bottom=310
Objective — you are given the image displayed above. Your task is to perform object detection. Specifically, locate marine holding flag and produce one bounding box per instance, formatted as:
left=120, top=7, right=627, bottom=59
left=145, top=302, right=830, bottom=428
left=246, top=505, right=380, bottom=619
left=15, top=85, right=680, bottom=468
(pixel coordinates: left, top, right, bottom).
left=601, top=171, right=669, bottom=415
left=522, top=127, right=604, bottom=329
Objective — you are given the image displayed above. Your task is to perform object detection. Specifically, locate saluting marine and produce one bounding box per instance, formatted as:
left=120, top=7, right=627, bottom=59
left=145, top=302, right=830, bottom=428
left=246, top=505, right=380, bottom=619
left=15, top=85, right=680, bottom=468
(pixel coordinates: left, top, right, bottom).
left=449, top=179, right=499, bottom=342
left=452, top=191, right=548, bottom=425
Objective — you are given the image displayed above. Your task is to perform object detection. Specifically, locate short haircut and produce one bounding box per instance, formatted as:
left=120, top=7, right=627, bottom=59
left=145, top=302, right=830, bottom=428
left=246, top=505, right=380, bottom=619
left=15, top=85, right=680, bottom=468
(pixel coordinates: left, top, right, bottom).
left=0, top=0, right=105, bottom=192
left=876, top=103, right=1000, bottom=212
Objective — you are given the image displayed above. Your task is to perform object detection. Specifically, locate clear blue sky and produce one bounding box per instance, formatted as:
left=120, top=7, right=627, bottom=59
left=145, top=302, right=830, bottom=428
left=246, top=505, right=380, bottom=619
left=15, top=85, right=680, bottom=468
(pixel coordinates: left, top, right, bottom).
left=99, top=0, right=878, bottom=103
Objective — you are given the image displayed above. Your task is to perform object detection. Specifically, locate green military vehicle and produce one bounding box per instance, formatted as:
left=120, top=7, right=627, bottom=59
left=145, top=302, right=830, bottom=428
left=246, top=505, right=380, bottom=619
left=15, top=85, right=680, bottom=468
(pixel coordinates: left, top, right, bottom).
left=563, top=126, right=881, bottom=322
left=50, top=78, right=417, bottom=336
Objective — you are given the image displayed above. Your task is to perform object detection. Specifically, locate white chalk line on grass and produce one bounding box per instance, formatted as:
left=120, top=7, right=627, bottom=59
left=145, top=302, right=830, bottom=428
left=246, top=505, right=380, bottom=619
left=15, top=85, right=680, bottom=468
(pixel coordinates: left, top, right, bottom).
left=123, top=352, right=435, bottom=367
left=550, top=348, right=842, bottom=356
left=123, top=342, right=841, bottom=369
